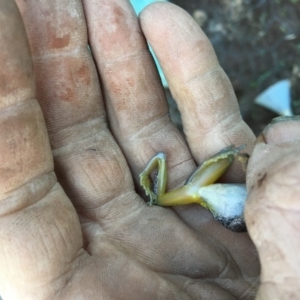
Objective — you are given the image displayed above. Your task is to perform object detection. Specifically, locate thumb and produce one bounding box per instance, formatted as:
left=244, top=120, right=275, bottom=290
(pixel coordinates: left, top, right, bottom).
left=245, top=116, right=300, bottom=299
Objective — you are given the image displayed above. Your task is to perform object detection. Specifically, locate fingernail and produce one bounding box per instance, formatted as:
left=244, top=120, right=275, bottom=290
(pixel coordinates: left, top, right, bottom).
left=270, top=115, right=300, bottom=124
left=263, top=115, right=300, bottom=145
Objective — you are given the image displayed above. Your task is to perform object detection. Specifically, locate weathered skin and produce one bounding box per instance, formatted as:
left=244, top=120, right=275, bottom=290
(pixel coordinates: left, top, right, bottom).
left=2, top=0, right=300, bottom=299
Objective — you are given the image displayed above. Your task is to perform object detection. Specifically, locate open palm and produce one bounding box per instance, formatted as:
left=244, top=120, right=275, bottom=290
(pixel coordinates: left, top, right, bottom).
left=0, top=1, right=263, bottom=299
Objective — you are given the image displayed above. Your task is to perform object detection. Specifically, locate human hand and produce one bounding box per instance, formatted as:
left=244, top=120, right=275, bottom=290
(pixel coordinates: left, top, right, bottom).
left=1, top=0, right=296, bottom=299
left=245, top=116, right=300, bottom=299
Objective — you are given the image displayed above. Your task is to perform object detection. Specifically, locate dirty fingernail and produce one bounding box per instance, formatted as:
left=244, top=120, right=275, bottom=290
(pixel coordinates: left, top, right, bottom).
left=270, top=115, right=300, bottom=124
left=263, top=115, right=300, bottom=145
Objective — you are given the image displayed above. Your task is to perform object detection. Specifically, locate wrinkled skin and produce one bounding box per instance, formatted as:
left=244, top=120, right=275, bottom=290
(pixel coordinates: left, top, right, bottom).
left=0, top=0, right=300, bottom=299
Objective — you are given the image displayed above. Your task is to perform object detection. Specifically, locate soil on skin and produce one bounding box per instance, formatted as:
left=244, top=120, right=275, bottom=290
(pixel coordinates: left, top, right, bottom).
left=167, top=0, right=300, bottom=135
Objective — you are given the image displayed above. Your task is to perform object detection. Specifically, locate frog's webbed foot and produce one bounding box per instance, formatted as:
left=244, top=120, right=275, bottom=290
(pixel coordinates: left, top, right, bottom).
left=139, top=152, right=167, bottom=206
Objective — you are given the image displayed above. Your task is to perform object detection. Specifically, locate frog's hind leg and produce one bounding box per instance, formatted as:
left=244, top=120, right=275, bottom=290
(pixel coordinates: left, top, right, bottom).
left=139, top=152, right=167, bottom=206
left=185, top=145, right=244, bottom=188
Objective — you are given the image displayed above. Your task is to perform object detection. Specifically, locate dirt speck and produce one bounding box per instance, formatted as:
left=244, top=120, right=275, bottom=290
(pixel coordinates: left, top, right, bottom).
left=113, top=5, right=125, bottom=19
left=51, top=34, right=70, bottom=49
left=257, top=173, right=267, bottom=187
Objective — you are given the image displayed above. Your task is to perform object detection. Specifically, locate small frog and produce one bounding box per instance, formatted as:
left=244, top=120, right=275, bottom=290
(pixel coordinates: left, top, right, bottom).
left=140, top=145, right=249, bottom=232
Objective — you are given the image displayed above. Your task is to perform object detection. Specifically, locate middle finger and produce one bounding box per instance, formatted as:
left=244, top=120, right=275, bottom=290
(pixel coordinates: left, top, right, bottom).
left=82, top=0, right=196, bottom=190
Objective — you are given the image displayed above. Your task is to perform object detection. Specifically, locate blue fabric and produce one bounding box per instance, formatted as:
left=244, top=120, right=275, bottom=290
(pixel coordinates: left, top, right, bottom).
left=131, top=0, right=167, bottom=15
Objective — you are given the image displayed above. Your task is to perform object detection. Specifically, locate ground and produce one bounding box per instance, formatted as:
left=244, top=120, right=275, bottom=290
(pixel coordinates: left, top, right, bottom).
left=168, top=0, right=300, bottom=135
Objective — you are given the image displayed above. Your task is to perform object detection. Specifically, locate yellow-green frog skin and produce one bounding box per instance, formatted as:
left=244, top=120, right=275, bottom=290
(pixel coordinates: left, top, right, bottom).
left=139, top=145, right=248, bottom=232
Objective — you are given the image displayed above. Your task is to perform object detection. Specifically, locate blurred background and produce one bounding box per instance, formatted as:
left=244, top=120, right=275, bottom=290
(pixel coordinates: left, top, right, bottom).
left=132, top=0, right=300, bottom=135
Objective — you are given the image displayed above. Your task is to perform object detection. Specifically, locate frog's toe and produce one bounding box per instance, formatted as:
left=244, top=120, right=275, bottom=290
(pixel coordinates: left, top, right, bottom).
left=140, top=173, right=151, bottom=193
left=146, top=190, right=158, bottom=206
left=140, top=173, right=158, bottom=205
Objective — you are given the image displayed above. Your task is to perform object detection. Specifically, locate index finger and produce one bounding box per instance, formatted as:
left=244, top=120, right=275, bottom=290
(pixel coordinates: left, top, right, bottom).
left=140, top=3, right=255, bottom=181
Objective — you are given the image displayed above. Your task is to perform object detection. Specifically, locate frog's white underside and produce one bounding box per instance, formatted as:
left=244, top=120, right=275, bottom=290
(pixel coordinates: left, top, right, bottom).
left=198, top=183, right=247, bottom=219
